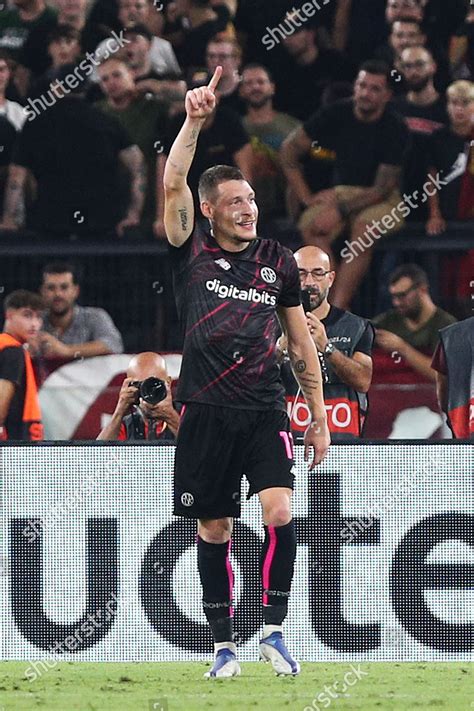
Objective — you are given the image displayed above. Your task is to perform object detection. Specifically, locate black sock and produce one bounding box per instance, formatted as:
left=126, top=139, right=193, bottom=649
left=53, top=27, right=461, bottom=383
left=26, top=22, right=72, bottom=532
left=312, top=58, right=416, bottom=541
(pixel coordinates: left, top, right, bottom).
left=259, top=520, right=296, bottom=625
left=197, top=536, right=234, bottom=643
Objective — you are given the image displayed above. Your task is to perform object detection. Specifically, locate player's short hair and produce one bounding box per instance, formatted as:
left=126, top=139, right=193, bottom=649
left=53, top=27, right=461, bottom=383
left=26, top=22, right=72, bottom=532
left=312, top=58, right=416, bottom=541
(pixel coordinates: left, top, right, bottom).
left=4, top=290, right=44, bottom=313
left=389, top=263, right=428, bottom=288
left=42, top=261, right=79, bottom=284
left=358, top=60, right=391, bottom=85
left=198, top=165, right=245, bottom=203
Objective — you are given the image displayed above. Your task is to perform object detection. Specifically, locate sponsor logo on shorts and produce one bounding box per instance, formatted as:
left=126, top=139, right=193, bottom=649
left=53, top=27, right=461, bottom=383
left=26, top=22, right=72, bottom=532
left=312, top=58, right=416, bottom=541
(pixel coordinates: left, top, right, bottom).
left=181, top=492, right=194, bottom=507
left=260, top=266, right=276, bottom=283
left=206, top=278, right=277, bottom=306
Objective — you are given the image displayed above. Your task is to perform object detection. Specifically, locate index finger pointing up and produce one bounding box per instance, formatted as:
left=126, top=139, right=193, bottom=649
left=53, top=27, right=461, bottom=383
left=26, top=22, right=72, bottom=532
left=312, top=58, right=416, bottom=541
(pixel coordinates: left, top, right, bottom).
left=208, top=65, right=222, bottom=92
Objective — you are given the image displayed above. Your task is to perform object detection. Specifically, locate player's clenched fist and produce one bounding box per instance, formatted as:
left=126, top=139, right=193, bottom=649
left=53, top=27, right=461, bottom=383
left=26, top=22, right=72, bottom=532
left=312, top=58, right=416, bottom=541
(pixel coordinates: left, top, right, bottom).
left=185, top=66, right=222, bottom=119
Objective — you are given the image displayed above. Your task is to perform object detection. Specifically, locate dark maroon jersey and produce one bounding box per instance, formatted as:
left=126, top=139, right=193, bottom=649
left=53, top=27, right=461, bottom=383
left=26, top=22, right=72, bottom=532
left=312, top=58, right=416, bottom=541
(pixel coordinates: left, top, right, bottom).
left=169, top=228, right=301, bottom=410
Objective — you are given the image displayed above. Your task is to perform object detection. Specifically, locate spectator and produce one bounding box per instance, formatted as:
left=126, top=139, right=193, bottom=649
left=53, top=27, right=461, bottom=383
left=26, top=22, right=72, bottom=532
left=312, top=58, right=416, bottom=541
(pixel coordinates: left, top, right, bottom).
left=205, top=36, right=244, bottom=114
left=0, top=51, right=26, bottom=131
left=0, top=289, right=44, bottom=440
left=393, top=46, right=448, bottom=220
left=431, top=316, right=474, bottom=439
left=155, top=71, right=253, bottom=237
left=377, top=18, right=426, bottom=67
left=124, top=24, right=179, bottom=89
left=93, top=2, right=181, bottom=79
left=0, top=64, right=146, bottom=238
left=97, top=351, right=179, bottom=439
left=239, top=63, right=300, bottom=222
left=52, top=0, right=107, bottom=54
left=450, top=6, right=474, bottom=81
left=46, top=24, right=81, bottom=71
left=273, top=14, right=354, bottom=120
left=375, top=18, right=451, bottom=92
left=96, top=56, right=168, bottom=233
left=38, top=262, right=124, bottom=360
left=426, top=80, right=474, bottom=233
left=373, top=263, right=456, bottom=381
left=165, top=0, right=232, bottom=72
left=0, top=0, right=57, bottom=83
left=385, top=0, right=467, bottom=56
left=425, top=79, right=474, bottom=316
left=281, top=60, right=409, bottom=309
left=277, top=246, right=374, bottom=441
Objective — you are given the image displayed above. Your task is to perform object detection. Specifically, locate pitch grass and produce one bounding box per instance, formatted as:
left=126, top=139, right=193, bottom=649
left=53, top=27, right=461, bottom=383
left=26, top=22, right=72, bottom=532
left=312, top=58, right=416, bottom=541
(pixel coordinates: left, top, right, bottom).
left=0, top=661, right=471, bottom=711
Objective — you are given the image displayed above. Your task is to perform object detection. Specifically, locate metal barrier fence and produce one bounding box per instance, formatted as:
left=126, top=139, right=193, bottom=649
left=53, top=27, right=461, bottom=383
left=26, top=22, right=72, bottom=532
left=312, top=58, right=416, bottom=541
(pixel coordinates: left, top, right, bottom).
left=0, top=221, right=472, bottom=350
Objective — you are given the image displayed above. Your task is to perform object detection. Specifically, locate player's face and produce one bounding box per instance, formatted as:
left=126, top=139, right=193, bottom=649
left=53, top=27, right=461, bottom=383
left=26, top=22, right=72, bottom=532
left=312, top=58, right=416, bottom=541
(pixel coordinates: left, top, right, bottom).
left=6, top=307, right=43, bottom=342
left=389, top=277, right=423, bottom=318
left=41, top=273, right=79, bottom=316
left=205, top=180, right=259, bottom=244
left=295, top=254, right=334, bottom=310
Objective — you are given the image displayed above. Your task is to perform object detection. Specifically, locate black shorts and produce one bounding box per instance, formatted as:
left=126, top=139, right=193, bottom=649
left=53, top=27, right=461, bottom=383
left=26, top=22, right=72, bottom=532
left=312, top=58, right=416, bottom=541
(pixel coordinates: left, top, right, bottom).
left=173, top=403, right=295, bottom=519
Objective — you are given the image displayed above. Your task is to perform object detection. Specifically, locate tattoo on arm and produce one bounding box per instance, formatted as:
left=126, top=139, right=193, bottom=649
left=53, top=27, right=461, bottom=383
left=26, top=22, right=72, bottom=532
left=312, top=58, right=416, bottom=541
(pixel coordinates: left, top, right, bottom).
left=178, top=208, right=187, bottom=231
left=291, top=357, right=321, bottom=392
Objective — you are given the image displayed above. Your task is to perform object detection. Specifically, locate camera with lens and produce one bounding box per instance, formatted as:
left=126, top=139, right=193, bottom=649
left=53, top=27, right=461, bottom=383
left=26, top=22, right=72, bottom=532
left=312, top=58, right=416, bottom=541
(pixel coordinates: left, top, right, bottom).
left=129, top=377, right=167, bottom=406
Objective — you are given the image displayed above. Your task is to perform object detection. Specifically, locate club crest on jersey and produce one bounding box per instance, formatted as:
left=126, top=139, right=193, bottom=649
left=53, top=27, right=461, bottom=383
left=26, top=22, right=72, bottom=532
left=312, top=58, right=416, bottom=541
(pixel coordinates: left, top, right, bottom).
left=260, top=266, right=277, bottom=284
left=215, top=258, right=231, bottom=271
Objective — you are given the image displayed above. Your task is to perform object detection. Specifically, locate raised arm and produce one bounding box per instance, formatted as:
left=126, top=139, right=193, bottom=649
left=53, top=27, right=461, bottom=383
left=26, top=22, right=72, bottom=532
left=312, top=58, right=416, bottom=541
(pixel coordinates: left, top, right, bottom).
left=163, top=66, right=222, bottom=247
left=278, top=305, right=330, bottom=468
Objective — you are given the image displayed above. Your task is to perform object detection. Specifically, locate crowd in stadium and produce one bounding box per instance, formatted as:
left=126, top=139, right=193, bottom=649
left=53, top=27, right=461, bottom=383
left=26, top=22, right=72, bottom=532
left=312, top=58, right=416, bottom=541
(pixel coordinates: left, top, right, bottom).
left=0, top=0, right=472, bottom=440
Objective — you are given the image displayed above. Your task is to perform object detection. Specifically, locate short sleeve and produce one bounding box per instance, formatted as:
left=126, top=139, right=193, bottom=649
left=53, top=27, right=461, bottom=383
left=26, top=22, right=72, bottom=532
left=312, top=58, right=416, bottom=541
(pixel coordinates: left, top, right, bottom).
left=379, top=113, right=410, bottom=167
left=431, top=340, right=447, bottom=374
left=303, top=103, right=336, bottom=143
left=278, top=249, right=301, bottom=308
left=355, top=321, right=375, bottom=356
left=87, top=309, right=124, bottom=354
left=0, top=346, right=25, bottom=386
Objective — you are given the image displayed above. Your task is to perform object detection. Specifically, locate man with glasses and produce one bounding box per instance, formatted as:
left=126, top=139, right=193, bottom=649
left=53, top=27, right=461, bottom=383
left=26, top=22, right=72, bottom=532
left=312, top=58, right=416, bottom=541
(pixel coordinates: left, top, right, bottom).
left=205, top=37, right=244, bottom=115
left=393, top=46, right=448, bottom=221
left=373, top=263, right=456, bottom=382
left=278, top=246, right=374, bottom=440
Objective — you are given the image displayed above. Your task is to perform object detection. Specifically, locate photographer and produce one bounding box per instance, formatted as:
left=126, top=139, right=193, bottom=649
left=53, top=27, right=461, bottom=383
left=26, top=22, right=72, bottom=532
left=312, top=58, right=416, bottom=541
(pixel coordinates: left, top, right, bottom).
left=97, top=352, right=179, bottom=440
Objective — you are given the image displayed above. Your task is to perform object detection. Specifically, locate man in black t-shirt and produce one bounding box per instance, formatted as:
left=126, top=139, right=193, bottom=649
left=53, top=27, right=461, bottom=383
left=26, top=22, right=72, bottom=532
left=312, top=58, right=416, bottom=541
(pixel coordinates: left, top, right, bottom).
left=164, top=67, right=329, bottom=679
left=277, top=247, right=374, bottom=441
left=0, top=67, right=146, bottom=238
left=393, top=46, right=448, bottom=220
left=0, top=290, right=44, bottom=441
left=281, top=60, right=410, bottom=309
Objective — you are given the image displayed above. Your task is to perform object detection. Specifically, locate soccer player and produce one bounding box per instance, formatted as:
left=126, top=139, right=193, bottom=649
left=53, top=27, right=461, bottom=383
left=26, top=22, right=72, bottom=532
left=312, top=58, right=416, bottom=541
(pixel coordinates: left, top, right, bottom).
left=163, top=67, right=330, bottom=679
